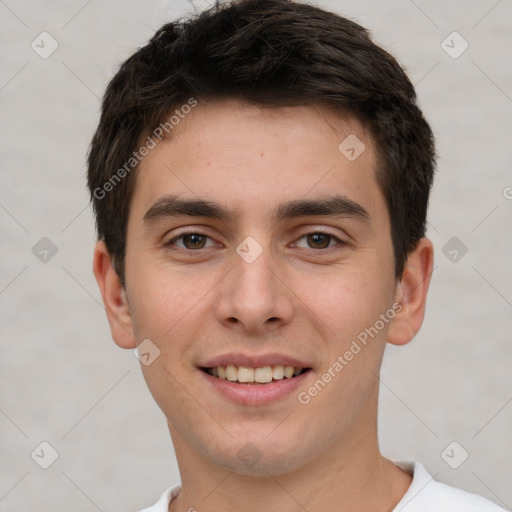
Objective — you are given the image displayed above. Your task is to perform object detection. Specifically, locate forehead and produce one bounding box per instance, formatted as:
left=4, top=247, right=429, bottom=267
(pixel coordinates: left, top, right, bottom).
left=131, top=99, right=384, bottom=224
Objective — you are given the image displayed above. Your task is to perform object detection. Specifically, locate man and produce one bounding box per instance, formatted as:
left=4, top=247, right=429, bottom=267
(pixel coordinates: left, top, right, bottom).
left=87, top=1, right=506, bottom=510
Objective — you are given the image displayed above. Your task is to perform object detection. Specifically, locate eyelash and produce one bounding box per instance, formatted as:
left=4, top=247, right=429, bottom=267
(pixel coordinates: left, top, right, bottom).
left=163, top=230, right=346, bottom=255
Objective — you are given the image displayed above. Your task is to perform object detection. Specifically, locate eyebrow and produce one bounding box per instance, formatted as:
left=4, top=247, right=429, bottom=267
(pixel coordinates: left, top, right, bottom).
left=142, top=194, right=370, bottom=226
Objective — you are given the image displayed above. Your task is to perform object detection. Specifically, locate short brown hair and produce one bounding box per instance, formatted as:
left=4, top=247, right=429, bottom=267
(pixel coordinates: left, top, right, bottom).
left=87, top=0, right=436, bottom=286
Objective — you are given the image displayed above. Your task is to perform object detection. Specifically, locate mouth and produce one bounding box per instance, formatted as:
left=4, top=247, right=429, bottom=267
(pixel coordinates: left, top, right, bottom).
left=201, top=365, right=311, bottom=384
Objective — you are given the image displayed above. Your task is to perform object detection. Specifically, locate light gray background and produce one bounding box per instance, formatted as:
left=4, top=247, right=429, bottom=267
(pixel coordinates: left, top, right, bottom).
left=1, top=0, right=511, bottom=510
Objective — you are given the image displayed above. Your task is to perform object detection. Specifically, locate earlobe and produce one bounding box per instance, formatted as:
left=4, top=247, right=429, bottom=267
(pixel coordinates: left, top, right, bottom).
left=387, top=238, right=434, bottom=346
left=92, top=241, right=136, bottom=349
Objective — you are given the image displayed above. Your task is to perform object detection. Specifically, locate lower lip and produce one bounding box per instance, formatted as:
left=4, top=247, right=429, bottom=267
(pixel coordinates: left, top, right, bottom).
left=200, top=370, right=311, bottom=405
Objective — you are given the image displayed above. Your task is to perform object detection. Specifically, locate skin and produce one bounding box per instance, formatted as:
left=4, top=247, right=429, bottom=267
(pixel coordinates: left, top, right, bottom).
left=93, top=99, right=434, bottom=512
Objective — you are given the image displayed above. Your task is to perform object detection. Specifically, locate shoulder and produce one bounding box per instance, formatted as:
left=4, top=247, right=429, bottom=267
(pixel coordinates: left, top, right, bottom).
left=137, top=483, right=181, bottom=512
left=393, top=461, right=508, bottom=512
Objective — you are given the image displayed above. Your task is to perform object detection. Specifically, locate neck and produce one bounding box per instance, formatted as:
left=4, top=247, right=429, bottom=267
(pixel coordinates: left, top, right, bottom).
left=168, top=401, right=411, bottom=512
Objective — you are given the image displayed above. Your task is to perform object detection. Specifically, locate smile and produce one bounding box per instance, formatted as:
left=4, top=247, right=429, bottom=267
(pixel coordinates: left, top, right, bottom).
left=202, top=365, right=310, bottom=384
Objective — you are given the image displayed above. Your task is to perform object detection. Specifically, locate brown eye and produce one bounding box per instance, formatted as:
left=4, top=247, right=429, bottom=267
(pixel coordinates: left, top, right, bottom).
left=165, top=232, right=214, bottom=250
left=293, top=231, right=346, bottom=253
left=182, top=233, right=207, bottom=249
left=306, top=233, right=332, bottom=249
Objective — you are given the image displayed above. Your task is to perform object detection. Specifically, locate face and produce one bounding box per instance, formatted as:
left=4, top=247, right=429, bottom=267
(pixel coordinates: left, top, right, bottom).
left=101, top=99, right=410, bottom=476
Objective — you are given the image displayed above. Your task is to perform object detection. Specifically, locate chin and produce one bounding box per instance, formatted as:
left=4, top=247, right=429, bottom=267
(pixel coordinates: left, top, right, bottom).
left=208, top=435, right=317, bottom=478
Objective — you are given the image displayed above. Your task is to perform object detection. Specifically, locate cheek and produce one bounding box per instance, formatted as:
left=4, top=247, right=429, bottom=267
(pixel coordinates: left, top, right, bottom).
left=127, top=250, right=183, bottom=325
left=127, top=263, right=218, bottom=364
left=126, top=270, right=183, bottom=354
left=306, top=264, right=394, bottom=344
left=297, top=269, right=393, bottom=420
left=130, top=276, right=203, bottom=415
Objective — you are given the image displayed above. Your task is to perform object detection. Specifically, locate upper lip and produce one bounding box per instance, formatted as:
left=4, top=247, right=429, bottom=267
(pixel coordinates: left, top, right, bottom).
left=199, top=353, right=311, bottom=369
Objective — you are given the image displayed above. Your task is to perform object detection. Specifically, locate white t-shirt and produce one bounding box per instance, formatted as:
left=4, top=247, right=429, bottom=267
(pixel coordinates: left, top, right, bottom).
left=139, top=461, right=507, bottom=511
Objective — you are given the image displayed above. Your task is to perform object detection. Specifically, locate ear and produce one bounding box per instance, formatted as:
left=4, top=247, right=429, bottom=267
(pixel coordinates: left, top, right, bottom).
left=387, top=237, right=434, bottom=346
left=92, top=240, right=136, bottom=349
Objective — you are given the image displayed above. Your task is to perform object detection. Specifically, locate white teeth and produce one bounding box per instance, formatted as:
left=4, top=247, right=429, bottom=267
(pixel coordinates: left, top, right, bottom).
left=238, top=366, right=254, bottom=383
left=225, top=364, right=238, bottom=381
left=272, top=365, right=284, bottom=380
left=284, top=366, right=294, bottom=379
left=207, top=364, right=304, bottom=383
left=255, top=366, right=273, bottom=383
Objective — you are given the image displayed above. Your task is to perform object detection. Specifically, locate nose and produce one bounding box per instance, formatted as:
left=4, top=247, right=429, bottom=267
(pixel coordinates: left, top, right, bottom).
left=214, top=240, right=294, bottom=336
